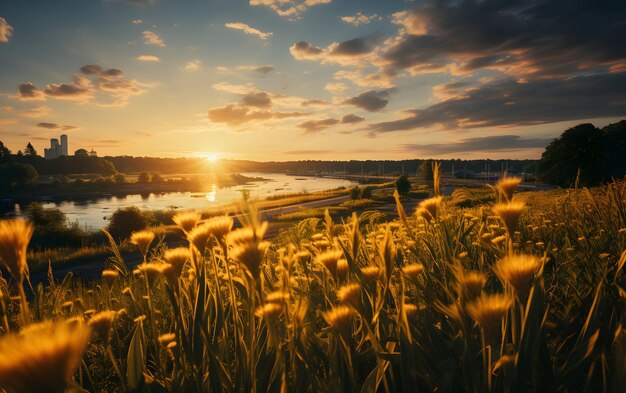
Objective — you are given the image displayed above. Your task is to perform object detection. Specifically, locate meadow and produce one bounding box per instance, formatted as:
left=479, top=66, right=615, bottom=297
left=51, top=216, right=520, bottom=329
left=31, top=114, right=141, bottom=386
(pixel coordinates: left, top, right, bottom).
left=0, top=173, right=624, bottom=393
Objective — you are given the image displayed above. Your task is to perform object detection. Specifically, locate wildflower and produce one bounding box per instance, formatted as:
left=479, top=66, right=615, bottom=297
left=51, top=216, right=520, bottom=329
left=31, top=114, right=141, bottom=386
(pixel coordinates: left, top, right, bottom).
left=494, top=254, right=541, bottom=300
left=0, top=219, right=33, bottom=283
left=101, top=269, right=120, bottom=287
left=88, top=310, right=117, bottom=341
left=493, top=202, right=526, bottom=236
left=315, top=249, right=343, bottom=279
left=188, top=223, right=213, bottom=253
left=130, top=230, right=155, bottom=258
left=465, top=294, right=514, bottom=341
left=497, top=177, right=521, bottom=202
left=416, top=196, right=442, bottom=221
left=402, top=263, right=425, bottom=281
left=158, top=333, right=176, bottom=345
left=0, top=320, right=91, bottom=393
left=172, top=211, right=202, bottom=234
left=227, top=223, right=270, bottom=280
left=163, top=247, right=190, bottom=274
left=323, top=305, right=355, bottom=341
left=337, top=283, right=361, bottom=310
left=457, top=271, right=487, bottom=302
left=160, top=263, right=180, bottom=287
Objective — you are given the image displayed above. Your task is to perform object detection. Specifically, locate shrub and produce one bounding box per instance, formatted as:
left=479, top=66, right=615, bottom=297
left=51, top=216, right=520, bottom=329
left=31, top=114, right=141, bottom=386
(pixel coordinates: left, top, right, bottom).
left=350, top=186, right=361, bottom=200
left=395, top=174, right=411, bottom=195
left=107, top=206, right=151, bottom=239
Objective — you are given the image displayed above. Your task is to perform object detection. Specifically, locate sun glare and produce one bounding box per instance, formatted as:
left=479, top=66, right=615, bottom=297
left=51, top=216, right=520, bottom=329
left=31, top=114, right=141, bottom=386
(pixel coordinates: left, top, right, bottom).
left=203, top=153, right=219, bottom=162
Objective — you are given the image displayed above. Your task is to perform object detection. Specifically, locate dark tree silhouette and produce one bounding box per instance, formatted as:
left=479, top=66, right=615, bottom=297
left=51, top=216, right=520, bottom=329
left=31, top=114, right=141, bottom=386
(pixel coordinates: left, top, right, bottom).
left=24, top=142, right=38, bottom=157
left=0, top=163, right=38, bottom=187
left=395, top=174, right=411, bottom=195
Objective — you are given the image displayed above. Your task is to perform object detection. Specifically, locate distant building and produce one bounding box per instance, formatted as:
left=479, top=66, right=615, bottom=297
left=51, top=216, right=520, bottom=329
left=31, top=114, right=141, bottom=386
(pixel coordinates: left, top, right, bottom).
left=43, top=134, right=68, bottom=159
left=89, top=149, right=97, bottom=157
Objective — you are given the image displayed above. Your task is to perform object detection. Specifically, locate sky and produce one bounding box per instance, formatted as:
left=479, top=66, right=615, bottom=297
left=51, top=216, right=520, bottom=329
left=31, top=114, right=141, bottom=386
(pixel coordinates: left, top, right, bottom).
left=0, top=0, right=625, bottom=161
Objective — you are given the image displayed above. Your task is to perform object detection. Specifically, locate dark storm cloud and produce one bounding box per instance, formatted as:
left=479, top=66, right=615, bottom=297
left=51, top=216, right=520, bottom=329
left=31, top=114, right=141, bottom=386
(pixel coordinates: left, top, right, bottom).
left=297, top=118, right=339, bottom=134
left=17, top=83, right=45, bottom=101
left=369, top=72, right=626, bottom=134
left=384, top=0, right=626, bottom=78
left=401, top=135, right=553, bottom=155
left=344, top=89, right=393, bottom=112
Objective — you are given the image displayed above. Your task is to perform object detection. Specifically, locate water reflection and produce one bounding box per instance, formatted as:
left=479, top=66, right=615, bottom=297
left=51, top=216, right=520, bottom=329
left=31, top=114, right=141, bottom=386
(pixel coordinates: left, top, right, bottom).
left=205, top=184, right=217, bottom=202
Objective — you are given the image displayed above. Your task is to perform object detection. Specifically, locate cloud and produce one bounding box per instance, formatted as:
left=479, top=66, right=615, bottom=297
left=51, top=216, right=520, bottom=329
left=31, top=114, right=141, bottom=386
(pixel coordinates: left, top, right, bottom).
left=340, top=12, right=382, bottom=26
left=401, top=135, right=553, bottom=155
left=249, top=0, right=331, bottom=18
left=15, top=64, right=152, bottom=106
left=225, top=22, right=272, bottom=40
left=333, top=69, right=396, bottom=89
left=297, top=118, right=339, bottom=134
left=105, top=0, right=157, bottom=7
left=132, top=19, right=143, bottom=24
left=136, top=55, right=161, bottom=62
left=237, top=65, right=274, bottom=75
left=35, top=122, right=77, bottom=131
left=143, top=30, right=165, bottom=46
left=14, top=105, right=50, bottom=118
left=212, top=82, right=258, bottom=95
left=301, top=99, right=328, bottom=107
left=16, top=83, right=46, bottom=101
left=241, top=92, right=272, bottom=108
left=340, top=114, right=365, bottom=124
left=208, top=104, right=305, bottom=127
left=0, top=17, right=13, bottom=43
left=344, top=89, right=393, bottom=112
left=369, top=72, right=626, bottom=134
left=181, top=59, right=201, bottom=71
left=380, top=0, right=626, bottom=79
left=432, top=81, right=473, bottom=100
left=324, top=82, right=348, bottom=94
left=290, top=35, right=380, bottom=66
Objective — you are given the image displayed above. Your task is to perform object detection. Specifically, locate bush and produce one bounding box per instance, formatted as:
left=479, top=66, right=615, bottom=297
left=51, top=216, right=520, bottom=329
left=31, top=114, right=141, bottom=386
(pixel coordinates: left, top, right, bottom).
left=0, top=163, right=38, bottom=188
left=107, top=207, right=151, bottom=239
left=361, top=186, right=373, bottom=199
left=395, top=174, right=411, bottom=195
left=113, top=173, right=126, bottom=184
left=350, top=186, right=361, bottom=200
left=151, top=173, right=164, bottom=183
left=137, top=172, right=150, bottom=183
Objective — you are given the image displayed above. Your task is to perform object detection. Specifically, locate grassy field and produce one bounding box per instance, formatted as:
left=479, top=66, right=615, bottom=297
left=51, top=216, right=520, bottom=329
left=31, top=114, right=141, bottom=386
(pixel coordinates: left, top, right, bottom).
left=0, top=177, right=624, bottom=392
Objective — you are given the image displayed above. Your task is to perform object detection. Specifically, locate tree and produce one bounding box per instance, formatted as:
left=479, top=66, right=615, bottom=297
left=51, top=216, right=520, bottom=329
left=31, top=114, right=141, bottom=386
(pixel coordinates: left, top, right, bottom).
left=151, top=173, right=164, bottom=182
left=24, top=142, right=37, bottom=157
left=25, top=203, right=67, bottom=232
left=418, top=160, right=434, bottom=181
left=601, top=120, right=626, bottom=179
left=350, top=186, right=361, bottom=200
left=395, top=174, right=411, bottom=195
left=0, top=163, right=38, bottom=188
left=137, top=172, right=150, bottom=183
left=0, top=141, right=11, bottom=161
left=107, top=207, right=151, bottom=239
left=361, top=186, right=373, bottom=199
left=537, top=123, right=607, bottom=187
left=113, top=173, right=126, bottom=184
left=74, top=148, right=89, bottom=157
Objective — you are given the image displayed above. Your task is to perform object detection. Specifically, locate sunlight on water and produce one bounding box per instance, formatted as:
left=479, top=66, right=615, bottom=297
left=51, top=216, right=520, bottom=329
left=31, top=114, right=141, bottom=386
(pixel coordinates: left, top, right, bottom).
left=205, top=184, right=217, bottom=202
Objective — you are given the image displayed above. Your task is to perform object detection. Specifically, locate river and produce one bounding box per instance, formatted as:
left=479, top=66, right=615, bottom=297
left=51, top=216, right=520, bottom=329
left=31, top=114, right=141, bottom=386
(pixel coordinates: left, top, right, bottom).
left=8, top=173, right=357, bottom=231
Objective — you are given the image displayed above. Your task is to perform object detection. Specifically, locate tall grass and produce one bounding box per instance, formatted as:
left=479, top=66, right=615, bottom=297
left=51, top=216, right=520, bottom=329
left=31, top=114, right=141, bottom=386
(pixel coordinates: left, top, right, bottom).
left=0, top=177, right=624, bottom=392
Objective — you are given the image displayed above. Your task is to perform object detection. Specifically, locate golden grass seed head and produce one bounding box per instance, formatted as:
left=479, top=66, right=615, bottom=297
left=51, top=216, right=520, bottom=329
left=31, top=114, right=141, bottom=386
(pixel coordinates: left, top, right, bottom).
left=163, top=247, right=191, bottom=273
left=158, top=333, right=176, bottom=345
left=172, top=211, right=202, bottom=234
left=101, top=269, right=120, bottom=287
left=336, top=258, right=349, bottom=282
left=255, top=303, right=284, bottom=319
left=457, top=271, right=487, bottom=302
left=160, top=263, right=180, bottom=287
left=138, top=262, right=164, bottom=286
left=0, top=218, right=33, bottom=283
left=122, top=287, right=132, bottom=297
left=337, top=283, right=362, bottom=310
left=230, top=240, right=270, bottom=280
left=323, top=305, right=355, bottom=341
left=61, top=301, right=73, bottom=313
left=494, top=254, right=541, bottom=300
left=204, top=215, right=234, bottom=241
left=493, top=202, right=526, bottom=236
left=130, top=230, right=155, bottom=257
left=265, top=291, right=290, bottom=304
left=403, top=303, right=419, bottom=320
left=416, top=196, right=442, bottom=221
left=360, top=265, right=382, bottom=285
left=402, top=263, right=425, bottom=281
left=187, top=224, right=213, bottom=253
left=88, top=310, right=117, bottom=340
left=465, top=293, right=514, bottom=341
left=497, top=177, right=522, bottom=202
left=0, top=320, right=91, bottom=393
left=315, top=249, right=344, bottom=279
